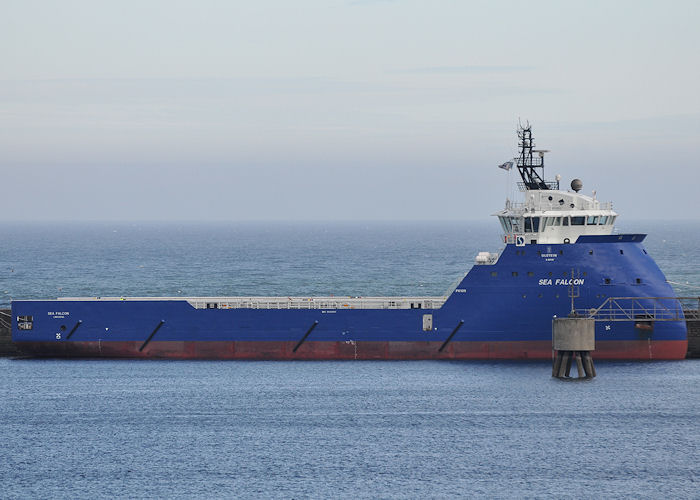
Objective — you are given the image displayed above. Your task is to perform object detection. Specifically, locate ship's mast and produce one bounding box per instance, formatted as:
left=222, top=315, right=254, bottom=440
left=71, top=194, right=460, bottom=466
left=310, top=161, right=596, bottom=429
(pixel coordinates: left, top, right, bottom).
left=516, top=123, right=557, bottom=190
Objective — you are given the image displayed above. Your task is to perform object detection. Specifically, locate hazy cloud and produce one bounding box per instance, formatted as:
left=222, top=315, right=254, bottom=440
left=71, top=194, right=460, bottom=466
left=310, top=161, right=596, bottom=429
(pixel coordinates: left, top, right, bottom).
left=1, top=0, right=699, bottom=221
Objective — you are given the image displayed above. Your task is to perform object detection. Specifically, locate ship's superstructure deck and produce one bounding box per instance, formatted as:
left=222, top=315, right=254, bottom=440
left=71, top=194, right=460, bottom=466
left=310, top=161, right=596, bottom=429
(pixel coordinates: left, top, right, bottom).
left=56, top=296, right=447, bottom=310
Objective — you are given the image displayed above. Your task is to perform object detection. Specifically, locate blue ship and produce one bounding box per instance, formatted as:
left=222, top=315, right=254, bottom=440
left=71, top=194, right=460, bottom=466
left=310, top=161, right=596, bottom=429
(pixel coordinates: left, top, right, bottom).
left=10, top=125, right=688, bottom=359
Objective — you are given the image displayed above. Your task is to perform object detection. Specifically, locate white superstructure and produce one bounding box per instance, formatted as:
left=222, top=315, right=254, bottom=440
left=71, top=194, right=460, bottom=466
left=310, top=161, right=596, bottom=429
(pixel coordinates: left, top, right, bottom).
left=492, top=123, right=617, bottom=246
left=494, top=186, right=617, bottom=245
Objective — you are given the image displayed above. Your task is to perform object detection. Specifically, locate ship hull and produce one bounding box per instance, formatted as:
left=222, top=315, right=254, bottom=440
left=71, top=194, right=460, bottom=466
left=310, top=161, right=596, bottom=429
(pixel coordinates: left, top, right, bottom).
left=10, top=235, right=688, bottom=361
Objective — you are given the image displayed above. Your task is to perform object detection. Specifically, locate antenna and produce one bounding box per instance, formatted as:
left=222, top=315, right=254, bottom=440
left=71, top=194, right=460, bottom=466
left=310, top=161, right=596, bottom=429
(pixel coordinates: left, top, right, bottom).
left=515, top=123, right=557, bottom=190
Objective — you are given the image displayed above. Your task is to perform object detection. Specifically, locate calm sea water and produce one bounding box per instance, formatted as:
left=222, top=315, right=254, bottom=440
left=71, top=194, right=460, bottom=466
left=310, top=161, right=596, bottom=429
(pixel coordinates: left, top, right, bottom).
left=1, top=220, right=699, bottom=498
left=1, top=359, right=699, bottom=499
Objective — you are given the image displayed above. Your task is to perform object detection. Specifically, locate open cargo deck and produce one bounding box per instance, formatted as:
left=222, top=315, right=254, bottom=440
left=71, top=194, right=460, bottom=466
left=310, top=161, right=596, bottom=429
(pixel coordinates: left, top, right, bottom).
left=56, top=296, right=448, bottom=310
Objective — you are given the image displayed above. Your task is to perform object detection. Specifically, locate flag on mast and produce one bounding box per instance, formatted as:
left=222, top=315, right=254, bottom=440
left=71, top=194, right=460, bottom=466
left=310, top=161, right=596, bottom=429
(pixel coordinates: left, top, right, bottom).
left=498, top=160, right=513, bottom=171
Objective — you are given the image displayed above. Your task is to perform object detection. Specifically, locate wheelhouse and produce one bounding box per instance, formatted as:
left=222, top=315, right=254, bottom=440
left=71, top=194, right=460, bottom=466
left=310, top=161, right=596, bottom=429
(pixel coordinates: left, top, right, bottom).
left=493, top=124, right=617, bottom=245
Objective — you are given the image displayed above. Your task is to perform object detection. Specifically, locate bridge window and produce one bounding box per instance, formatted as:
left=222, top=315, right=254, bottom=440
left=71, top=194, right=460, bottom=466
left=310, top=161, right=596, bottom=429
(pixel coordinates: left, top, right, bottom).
left=554, top=217, right=561, bottom=226
left=510, top=216, right=521, bottom=233
left=499, top=216, right=511, bottom=233
left=525, top=217, right=541, bottom=232
left=532, top=217, right=540, bottom=232
left=571, top=216, right=585, bottom=226
left=599, top=216, right=608, bottom=225
left=587, top=216, right=599, bottom=225
left=562, top=217, right=569, bottom=226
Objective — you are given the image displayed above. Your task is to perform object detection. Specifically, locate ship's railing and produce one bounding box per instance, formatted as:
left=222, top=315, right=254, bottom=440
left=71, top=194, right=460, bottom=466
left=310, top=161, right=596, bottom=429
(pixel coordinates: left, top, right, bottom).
left=58, top=295, right=447, bottom=310
left=517, top=181, right=559, bottom=192
left=187, top=296, right=447, bottom=310
left=503, top=201, right=613, bottom=214
left=504, top=201, right=527, bottom=212
left=574, top=296, right=699, bottom=322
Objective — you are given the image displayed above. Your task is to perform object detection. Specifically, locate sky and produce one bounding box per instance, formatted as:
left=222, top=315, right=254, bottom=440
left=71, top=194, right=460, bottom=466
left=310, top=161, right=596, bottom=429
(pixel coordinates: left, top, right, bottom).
left=1, top=0, right=699, bottom=221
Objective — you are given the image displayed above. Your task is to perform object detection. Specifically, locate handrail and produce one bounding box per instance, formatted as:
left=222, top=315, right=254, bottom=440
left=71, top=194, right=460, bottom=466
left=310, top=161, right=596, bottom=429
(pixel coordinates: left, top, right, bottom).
left=517, top=181, right=559, bottom=191
left=574, top=296, right=699, bottom=322
left=502, top=202, right=614, bottom=213
left=55, top=295, right=448, bottom=311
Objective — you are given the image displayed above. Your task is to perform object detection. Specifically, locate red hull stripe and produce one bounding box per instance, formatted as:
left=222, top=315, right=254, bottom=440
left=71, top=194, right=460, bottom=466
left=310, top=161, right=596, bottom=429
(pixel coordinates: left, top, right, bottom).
left=14, top=340, right=688, bottom=360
